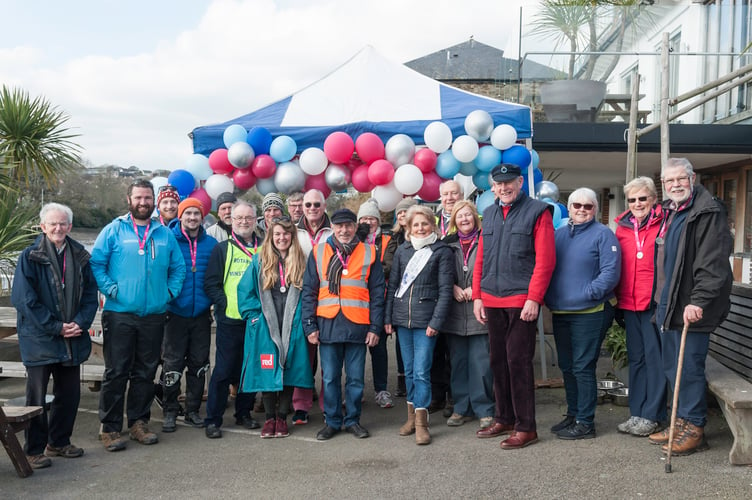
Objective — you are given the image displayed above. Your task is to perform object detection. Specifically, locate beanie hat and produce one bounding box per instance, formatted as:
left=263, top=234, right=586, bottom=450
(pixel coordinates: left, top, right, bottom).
left=157, top=187, right=180, bottom=207
left=215, top=192, right=237, bottom=208
left=262, top=193, right=285, bottom=213
left=178, top=198, right=205, bottom=218
left=394, top=197, right=417, bottom=215
left=357, top=199, right=381, bottom=221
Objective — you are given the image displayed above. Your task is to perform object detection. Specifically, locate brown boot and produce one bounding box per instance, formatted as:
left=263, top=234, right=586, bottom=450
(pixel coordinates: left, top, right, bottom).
left=648, top=419, right=683, bottom=445
left=415, top=408, right=431, bottom=445
left=399, top=403, right=416, bottom=436
left=662, top=422, right=709, bottom=456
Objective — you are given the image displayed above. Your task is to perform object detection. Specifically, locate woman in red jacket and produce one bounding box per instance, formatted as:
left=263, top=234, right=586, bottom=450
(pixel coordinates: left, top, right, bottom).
left=614, top=176, right=666, bottom=437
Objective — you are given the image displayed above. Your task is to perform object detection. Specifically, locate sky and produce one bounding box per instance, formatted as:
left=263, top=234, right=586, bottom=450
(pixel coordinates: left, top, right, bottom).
left=1, top=0, right=545, bottom=172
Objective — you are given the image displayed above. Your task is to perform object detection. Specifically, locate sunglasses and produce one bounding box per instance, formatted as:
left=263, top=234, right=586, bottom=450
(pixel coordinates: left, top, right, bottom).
left=159, top=185, right=178, bottom=192
left=627, top=196, right=649, bottom=203
left=305, top=202, right=322, bottom=208
left=571, top=203, right=594, bottom=210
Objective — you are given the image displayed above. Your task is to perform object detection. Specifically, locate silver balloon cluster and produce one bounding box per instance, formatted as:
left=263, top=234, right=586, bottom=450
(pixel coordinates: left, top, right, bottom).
left=535, top=180, right=559, bottom=203
left=274, top=161, right=305, bottom=194
left=325, top=164, right=351, bottom=192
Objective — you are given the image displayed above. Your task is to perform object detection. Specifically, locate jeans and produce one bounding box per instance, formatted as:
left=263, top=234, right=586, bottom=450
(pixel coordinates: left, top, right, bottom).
left=368, top=331, right=388, bottom=392
left=25, top=364, right=80, bottom=455
left=162, top=311, right=211, bottom=415
left=446, top=333, right=494, bottom=418
left=99, top=311, right=165, bottom=432
left=397, top=327, right=437, bottom=410
left=205, top=320, right=255, bottom=427
left=319, top=342, right=366, bottom=428
left=553, top=304, right=613, bottom=426
left=624, top=310, right=667, bottom=422
left=661, top=328, right=710, bottom=427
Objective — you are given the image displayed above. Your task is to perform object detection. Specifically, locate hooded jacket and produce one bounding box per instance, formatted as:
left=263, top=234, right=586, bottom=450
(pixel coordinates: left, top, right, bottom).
left=167, top=222, right=217, bottom=318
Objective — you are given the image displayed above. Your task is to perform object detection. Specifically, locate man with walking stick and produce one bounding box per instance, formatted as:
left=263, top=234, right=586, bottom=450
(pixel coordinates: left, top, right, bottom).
left=648, top=158, right=733, bottom=458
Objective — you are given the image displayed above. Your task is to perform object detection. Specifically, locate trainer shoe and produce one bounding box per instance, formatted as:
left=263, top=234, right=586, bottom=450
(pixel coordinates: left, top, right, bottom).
left=99, top=431, right=127, bottom=452
left=129, top=420, right=158, bottom=445
left=446, top=413, right=473, bottom=427
left=556, top=421, right=595, bottom=440
left=235, top=415, right=260, bottom=429
left=205, top=424, right=222, bottom=439
left=275, top=417, right=290, bottom=438
left=260, top=418, right=276, bottom=438
left=184, top=412, right=205, bottom=428
left=292, top=410, right=309, bottom=425
left=375, top=390, right=394, bottom=409
left=630, top=417, right=660, bottom=437
left=479, top=416, right=495, bottom=429
left=617, top=416, right=639, bottom=434
left=44, top=443, right=84, bottom=458
left=550, top=415, right=575, bottom=433
left=27, top=454, right=52, bottom=469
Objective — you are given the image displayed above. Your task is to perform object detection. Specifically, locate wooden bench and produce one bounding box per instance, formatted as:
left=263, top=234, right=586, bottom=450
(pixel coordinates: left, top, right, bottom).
left=0, top=361, right=106, bottom=391
left=0, top=405, right=43, bottom=478
left=708, top=283, right=752, bottom=465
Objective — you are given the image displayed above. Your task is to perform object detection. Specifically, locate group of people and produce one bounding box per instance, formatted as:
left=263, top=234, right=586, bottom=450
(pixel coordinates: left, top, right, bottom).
left=11, top=157, right=732, bottom=469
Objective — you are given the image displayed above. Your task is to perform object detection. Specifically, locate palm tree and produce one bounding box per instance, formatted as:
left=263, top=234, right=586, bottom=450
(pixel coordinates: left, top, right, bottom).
left=0, top=195, right=37, bottom=294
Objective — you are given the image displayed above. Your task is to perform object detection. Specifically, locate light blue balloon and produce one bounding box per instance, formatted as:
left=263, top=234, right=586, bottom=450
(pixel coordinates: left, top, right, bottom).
left=255, top=176, right=277, bottom=196
left=223, top=124, right=248, bottom=149
left=558, top=202, right=569, bottom=219
left=269, top=135, right=297, bottom=163
left=185, top=154, right=213, bottom=181
left=472, top=171, right=491, bottom=191
left=475, top=145, right=502, bottom=173
left=552, top=203, right=563, bottom=228
left=435, top=150, right=461, bottom=179
left=475, top=190, right=496, bottom=214
left=459, top=161, right=477, bottom=176
left=531, top=149, right=540, bottom=169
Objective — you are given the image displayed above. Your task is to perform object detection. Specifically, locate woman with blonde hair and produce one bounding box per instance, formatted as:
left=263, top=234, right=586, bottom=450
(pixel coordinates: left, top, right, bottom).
left=238, top=217, right=314, bottom=438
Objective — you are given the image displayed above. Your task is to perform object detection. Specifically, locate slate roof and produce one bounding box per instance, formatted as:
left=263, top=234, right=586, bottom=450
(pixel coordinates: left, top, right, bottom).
left=405, top=38, right=563, bottom=82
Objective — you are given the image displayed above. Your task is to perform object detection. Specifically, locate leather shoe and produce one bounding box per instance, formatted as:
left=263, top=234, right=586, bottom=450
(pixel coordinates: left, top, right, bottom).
left=316, top=425, right=340, bottom=441
left=345, top=423, right=370, bottom=439
left=500, top=431, right=539, bottom=449
left=476, top=422, right=514, bottom=438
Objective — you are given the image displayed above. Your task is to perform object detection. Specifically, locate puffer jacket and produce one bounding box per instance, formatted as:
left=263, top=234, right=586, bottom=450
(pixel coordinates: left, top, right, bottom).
left=168, top=223, right=217, bottom=318
left=441, top=234, right=486, bottom=336
left=385, top=238, right=454, bottom=331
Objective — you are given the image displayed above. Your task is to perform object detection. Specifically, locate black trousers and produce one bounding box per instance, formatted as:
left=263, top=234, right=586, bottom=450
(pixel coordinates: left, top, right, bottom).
left=431, top=332, right=452, bottom=403
left=162, top=311, right=212, bottom=415
left=25, top=363, right=81, bottom=456
left=99, top=311, right=165, bottom=433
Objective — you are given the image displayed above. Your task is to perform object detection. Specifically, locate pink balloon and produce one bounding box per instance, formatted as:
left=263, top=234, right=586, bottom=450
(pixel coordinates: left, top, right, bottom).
left=414, top=148, right=438, bottom=173
left=304, top=172, right=331, bottom=198
left=368, top=159, right=395, bottom=186
left=418, top=171, right=442, bottom=202
left=188, top=188, right=212, bottom=217
left=208, top=148, right=234, bottom=175
left=355, top=132, right=385, bottom=165
left=346, top=158, right=364, bottom=171
left=251, top=154, right=277, bottom=179
left=324, top=131, right=355, bottom=164
left=351, top=164, right=375, bottom=193
left=233, top=168, right=257, bottom=190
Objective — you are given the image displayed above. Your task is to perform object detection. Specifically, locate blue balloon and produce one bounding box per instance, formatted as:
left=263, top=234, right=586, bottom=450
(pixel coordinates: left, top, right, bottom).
left=167, top=169, right=196, bottom=198
left=502, top=144, right=532, bottom=169
left=223, top=124, right=247, bottom=148
left=246, top=127, right=273, bottom=155
left=435, top=150, right=461, bottom=179
left=269, top=135, right=297, bottom=163
left=472, top=171, right=491, bottom=191
left=475, top=190, right=496, bottom=214
left=557, top=202, right=569, bottom=219
left=531, top=149, right=540, bottom=169
left=533, top=167, right=543, bottom=186
left=475, top=145, right=502, bottom=172
left=459, top=161, right=477, bottom=176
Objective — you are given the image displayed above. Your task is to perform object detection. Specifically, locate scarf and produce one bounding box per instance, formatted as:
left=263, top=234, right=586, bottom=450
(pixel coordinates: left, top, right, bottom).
left=410, top=232, right=437, bottom=251
left=458, top=227, right=479, bottom=242
left=326, top=235, right=360, bottom=295
left=396, top=246, right=434, bottom=298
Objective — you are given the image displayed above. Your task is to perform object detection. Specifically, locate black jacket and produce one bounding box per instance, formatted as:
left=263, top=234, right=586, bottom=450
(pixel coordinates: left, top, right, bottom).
left=384, top=239, right=454, bottom=331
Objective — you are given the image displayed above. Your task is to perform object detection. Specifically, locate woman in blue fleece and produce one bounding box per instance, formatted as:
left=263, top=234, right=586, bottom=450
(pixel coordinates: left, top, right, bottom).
left=545, top=187, right=621, bottom=440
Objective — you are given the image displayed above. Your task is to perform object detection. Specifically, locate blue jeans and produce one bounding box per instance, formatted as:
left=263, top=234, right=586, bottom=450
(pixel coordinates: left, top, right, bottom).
left=553, top=305, right=613, bottom=426
left=397, top=327, right=437, bottom=409
left=319, top=342, right=366, bottom=428
left=624, top=310, right=666, bottom=422
left=446, top=333, right=494, bottom=418
left=660, top=328, right=710, bottom=427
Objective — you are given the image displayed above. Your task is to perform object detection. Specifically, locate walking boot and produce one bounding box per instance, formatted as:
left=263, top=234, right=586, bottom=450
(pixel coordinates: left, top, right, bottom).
left=415, top=408, right=431, bottom=445
left=649, top=419, right=683, bottom=445
left=399, top=403, right=416, bottom=436
left=662, top=422, right=709, bottom=456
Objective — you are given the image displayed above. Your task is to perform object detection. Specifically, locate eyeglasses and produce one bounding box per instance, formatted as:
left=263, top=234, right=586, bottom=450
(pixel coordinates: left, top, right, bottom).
left=627, top=196, right=649, bottom=203
left=272, top=216, right=292, bottom=223
left=158, top=185, right=177, bottom=192
left=232, top=216, right=254, bottom=222
left=571, top=203, right=594, bottom=210
left=662, top=176, right=690, bottom=185
left=305, top=202, right=322, bottom=208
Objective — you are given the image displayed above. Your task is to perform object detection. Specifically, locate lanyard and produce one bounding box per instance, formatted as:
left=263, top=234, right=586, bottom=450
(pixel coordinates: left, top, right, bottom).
left=440, top=215, right=448, bottom=236
left=657, top=198, right=691, bottom=242
left=629, top=212, right=651, bottom=259
left=309, top=229, right=324, bottom=247
left=60, top=249, right=66, bottom=288
left=131, top=216, right=149, bottom=255
left=181, top=227, right=198, bottom=272
left=231, top=231, right=257, bottom=259
left=278, top=261, right=287, bottom=292
left=335, top=247, right=351, bottom=275
left=461, top=235, right=477, bottom=270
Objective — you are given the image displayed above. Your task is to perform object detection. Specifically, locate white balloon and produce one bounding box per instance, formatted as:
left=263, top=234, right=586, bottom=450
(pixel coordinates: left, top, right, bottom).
left=452, top=135, right=479, bottom=163
left=185, top=154, right=213, bottom=181
left=274, top=161, right=306, bottom=194
left=204, top=174, right=235, bottom=200
left=490, top=124, right=518, bottom=150
left=255, top=177, right=278, bottom=196
left=372, top=181, right=404, bottom=212
left=464, top=110, right=494, bottom=141
left=150, top=176, right=169, bottom=192
left=385, top=134, right=415, bottom=167
left=299, top=147, right=328, bottom=175
left=227, top=142, right=255, bottom=169
left=424, top=121, right=453, bottom=153
left=393, top=163, right=424, bottom=196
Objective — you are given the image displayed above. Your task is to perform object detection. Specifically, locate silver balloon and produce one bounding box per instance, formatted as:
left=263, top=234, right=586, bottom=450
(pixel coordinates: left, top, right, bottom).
left=325, top=163, right=351, bottom=192
left=227, top=141, right=255, bottom=169
left=274, top=161, right=305, bottom=194
left=535, top=180, right=560, bottom=203
left=385, top=134, right=415, bottom=167
left=464, top=110, right=494, bottom=142
left=255, top=176, right=278, bottom=196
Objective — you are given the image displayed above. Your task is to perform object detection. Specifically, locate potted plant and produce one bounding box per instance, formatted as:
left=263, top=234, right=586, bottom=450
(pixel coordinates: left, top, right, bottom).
left=604, top=320, right=628, bottom=384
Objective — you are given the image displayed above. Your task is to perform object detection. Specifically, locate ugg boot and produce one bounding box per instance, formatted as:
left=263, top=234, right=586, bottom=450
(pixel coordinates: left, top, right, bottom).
left=662, top=421, right=709, bottom=456
left=399, top=403, right=416, bottom=436
left=415, top=408, right=431, bottom=445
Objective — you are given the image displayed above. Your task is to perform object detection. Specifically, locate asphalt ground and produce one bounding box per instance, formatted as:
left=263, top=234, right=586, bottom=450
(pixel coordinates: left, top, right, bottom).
left=1, top=334, right=751, bottom=499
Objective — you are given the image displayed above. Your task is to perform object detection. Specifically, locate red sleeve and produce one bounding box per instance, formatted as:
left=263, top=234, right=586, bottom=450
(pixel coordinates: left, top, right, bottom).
left=527, top=209, right=556, bottom=305
left=472, top=230, right=484, bottom=300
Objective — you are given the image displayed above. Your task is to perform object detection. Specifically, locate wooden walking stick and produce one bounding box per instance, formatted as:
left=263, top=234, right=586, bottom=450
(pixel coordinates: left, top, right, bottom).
left=665, top=321, right=690, bottom=473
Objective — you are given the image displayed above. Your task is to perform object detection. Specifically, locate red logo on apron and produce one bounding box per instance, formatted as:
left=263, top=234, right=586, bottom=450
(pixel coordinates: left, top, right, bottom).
left=260, top=354, right=274, bottom=369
